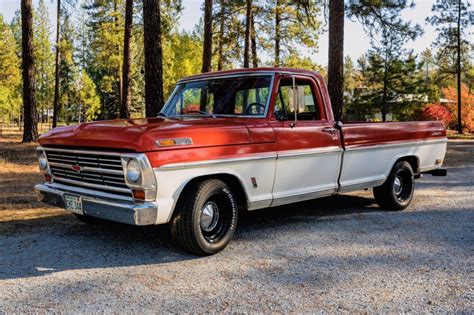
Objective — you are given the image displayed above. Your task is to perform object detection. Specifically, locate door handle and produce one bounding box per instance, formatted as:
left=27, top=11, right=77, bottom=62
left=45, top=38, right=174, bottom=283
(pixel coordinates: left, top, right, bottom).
left=322, top=127, right=337, bottom=135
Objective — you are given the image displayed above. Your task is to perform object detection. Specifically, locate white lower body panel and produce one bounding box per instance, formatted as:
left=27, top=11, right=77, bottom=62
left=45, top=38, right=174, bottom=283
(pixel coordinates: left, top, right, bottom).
left=339, top=139, right=447, bottom=191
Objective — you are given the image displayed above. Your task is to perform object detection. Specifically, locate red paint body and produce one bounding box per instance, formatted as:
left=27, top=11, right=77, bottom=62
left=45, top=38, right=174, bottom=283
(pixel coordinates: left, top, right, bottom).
left=38, top=68, right=446, bottom=167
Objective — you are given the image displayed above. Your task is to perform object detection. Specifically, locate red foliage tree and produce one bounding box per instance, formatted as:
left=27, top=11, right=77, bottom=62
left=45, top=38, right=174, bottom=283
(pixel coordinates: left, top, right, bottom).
left=420, top=104, right=452, bottom=128
left=442, top=85, right=474, bottom=132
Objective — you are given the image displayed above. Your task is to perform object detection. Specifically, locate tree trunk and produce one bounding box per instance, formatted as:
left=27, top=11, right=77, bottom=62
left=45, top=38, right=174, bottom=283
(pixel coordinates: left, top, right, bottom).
left=114, top=0, right=122, bottom=117
left=456, top=0, right=462, bottom=134
left=143, top=0, right=165, bottom=117
left=243, top=0, right=251, bottom=68
left=327, top=0, right=344, bottom=121
left=217, top=0, right=225, bottom=71
left=52, top=0, right=60, bottom=128
left=202, top=0, right=213, bottom=73
left=250, top=10, right=258, bottom=68
left=274, top=0, right=281, bottom=67
left=120, top=0, right=133, bottom=119
left=381, top=47, right=389, bottom=122
left=21, top=0, right=38, bottom=142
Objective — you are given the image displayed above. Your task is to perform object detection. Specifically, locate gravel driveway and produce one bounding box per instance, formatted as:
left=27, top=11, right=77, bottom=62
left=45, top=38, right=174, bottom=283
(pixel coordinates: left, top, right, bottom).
left=0, top=141, right=473, bottom=312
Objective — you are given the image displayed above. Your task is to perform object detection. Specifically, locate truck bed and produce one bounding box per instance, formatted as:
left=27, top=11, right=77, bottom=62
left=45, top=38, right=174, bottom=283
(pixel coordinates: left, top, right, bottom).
left=337, top=121, right=447, bottom=192
left=340, top=121, right=446, bottom=148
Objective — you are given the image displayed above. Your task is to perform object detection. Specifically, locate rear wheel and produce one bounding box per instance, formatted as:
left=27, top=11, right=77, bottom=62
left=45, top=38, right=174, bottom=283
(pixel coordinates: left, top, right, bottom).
left=374, top=161, right=415, bottom=211
left=170, top=179, right=238, bottom=255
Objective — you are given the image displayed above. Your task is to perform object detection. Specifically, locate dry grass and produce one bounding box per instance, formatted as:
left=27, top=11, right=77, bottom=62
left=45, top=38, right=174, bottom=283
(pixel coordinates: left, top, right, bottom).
left=446, top=130, right=474, bottom=140
left=0, top=127, right=63, bottom=222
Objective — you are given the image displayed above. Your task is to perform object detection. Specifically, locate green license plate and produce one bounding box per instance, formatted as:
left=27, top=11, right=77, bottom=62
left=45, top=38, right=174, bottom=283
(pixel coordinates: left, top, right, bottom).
left=64, top=194, right=83, bottom=215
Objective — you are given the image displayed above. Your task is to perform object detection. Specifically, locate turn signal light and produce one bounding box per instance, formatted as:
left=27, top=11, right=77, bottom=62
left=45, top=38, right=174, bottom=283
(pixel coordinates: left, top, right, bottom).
left=156, top=137, right=193, bottom=147
left=44, top=174, right=52, bottom=182
left=132, top=189, right=146, bottom=201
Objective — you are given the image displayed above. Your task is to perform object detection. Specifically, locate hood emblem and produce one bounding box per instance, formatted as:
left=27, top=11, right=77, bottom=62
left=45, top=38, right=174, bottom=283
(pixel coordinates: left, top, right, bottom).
left=71, top=165, right=82, bottom=172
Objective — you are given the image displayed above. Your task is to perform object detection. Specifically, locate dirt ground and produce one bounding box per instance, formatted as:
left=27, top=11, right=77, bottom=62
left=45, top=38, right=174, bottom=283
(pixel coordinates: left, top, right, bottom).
left=0, top=129, right=473, bottom=312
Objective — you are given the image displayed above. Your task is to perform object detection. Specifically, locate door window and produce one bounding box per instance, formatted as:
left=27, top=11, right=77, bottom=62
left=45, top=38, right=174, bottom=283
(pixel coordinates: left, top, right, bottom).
left=274, top=78, right=320, bottom=121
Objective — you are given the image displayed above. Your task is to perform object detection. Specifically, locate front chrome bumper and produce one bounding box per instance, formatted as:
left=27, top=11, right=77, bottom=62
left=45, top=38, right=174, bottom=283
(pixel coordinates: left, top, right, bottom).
left=34, top=183, right=158, bottom=225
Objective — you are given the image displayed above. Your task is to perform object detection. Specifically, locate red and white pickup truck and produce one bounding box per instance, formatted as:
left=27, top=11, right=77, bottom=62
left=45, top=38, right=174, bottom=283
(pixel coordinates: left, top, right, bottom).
left=35, top=68, right=447, bottom=255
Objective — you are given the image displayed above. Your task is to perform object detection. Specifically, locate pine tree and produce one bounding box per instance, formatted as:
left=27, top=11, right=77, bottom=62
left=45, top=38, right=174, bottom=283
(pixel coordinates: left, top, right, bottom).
left=201, top=0, right=213, bottom=73
left=34, top=0, right=55, bottom=125
left=243, top=0, right=251, bottom=68
left=144, top=0, right=165, bottom=116
left=261, top=0, right=322, bottom=67
left=84, top=0, right=125, bottom=119
left=326, top=0, right=423, bottom=121
left=328, top=0, right=344, bottom=121
left=427, top=0, right=472, bottom=133
left=52, top=0, right=61, bottom=127
left=77, top=69, right=101, bottom=122
left=120, top=0, right=133, bottom=119
left=356, top=29, right=423, bottom=122
left=21, top=0, right=38, bottom=142
left=214, top=0, right=246, bottom=70
left=59, top=16, right=78, bottom=124
left=0, top=15, right=22, bottom=125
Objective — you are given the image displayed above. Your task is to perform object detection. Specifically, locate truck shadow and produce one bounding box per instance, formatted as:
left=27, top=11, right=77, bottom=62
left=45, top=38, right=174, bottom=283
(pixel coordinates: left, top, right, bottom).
left=0, top=193, right=382, bottom=280
left=238, top=193, right=380, bottom=229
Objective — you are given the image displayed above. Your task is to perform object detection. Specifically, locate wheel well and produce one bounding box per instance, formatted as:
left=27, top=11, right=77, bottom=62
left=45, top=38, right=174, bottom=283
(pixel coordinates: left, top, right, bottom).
left=180, top=174, right=249, bottom=210
left=396, top=156, right=419, bottom=173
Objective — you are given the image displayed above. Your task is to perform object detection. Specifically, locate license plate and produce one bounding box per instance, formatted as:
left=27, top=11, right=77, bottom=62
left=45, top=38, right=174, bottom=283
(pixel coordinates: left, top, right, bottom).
left=64, top=194, right=83, bottom=215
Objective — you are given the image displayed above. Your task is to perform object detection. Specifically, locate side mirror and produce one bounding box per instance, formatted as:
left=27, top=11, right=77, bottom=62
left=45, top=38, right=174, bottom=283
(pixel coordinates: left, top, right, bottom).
left=298, top=86, right=305, bottom=111
left=289, top=86, right=305, bottom=113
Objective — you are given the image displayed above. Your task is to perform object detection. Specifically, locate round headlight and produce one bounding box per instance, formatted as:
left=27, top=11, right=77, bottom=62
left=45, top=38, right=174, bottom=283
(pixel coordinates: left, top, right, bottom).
left=126, top=159, right=141, bottom=183
left=38, top=151, right=48, bottom=170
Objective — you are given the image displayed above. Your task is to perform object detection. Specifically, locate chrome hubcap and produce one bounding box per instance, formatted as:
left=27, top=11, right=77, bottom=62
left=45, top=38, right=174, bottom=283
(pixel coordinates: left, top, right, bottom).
left=200, top=201, right=219, bottom=232
left=394, top=176, right=403, bottom=195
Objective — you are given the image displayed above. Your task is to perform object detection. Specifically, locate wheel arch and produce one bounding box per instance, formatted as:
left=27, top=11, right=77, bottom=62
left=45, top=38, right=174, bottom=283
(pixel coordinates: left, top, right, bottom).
left=171, top=172, right=250, bottom=218
left=394, top=155, right=420, bottom=174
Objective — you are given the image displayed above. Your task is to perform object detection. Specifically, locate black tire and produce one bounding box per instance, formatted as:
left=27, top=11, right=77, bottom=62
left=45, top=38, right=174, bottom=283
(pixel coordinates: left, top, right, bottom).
left=73, top=213, right=107, bottom=225
left=374, top=161, right=415, bottom=211
left=170, top=179, right=238, bottom=256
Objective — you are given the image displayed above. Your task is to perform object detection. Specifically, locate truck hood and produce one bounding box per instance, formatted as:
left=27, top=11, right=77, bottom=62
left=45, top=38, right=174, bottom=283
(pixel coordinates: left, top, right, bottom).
left=38, top=118, right=252, bottom=152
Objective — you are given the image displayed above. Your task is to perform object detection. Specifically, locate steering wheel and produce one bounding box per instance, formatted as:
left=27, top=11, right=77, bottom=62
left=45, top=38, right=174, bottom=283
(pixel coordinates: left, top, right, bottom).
left=245, top=102, right=266, bottom=115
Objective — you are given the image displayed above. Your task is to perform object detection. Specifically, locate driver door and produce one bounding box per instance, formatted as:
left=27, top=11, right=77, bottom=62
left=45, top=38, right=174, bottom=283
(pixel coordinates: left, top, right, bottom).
left=269, top=75, right=342, bottom=206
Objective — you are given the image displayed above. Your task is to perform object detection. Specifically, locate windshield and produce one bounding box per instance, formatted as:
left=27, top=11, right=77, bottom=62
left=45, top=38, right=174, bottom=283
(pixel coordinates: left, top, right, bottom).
left=161, top=75, right=273, bottom=117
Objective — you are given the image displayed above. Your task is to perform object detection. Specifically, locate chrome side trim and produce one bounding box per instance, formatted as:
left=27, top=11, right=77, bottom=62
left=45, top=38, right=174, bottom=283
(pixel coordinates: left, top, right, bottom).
left=49, top=161, right=124, bottom=175
left=338, top=178, right=386, bottom=193
left=270, top=187, right=337, bottom=207
left=277, top=146, right=342, bottom=158
left=345, top=138, right=448, bottom=151
left=246, top=188, right=337, bottom=210
left=53, top=176, right=131, bottom=194
left=247, top=199, right=271, bottom=211
left=159, top=153, right=277, bottom=170
left=38, top=146, right=122, bottom=156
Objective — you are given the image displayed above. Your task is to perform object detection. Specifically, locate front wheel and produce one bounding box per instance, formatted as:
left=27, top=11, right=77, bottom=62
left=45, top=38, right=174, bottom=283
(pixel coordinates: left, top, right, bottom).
left=170, top=179, right=238, bottom=255
left=374, top=161, right=415, bottom=211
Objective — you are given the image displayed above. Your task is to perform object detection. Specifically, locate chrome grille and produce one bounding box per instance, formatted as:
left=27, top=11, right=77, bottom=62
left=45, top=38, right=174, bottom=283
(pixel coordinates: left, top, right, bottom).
left=45, top=149, right=130, bottom=196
